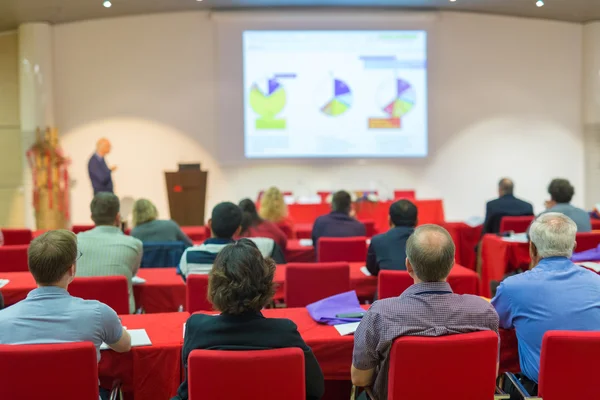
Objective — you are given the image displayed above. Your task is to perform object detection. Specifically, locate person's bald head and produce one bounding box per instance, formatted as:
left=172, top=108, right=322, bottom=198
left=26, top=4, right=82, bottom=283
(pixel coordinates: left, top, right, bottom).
left=405, top=224, right=455, bottom=282
left=96, top=138, right=112, bottom=156
left=498, top=178, right=514, bottom=196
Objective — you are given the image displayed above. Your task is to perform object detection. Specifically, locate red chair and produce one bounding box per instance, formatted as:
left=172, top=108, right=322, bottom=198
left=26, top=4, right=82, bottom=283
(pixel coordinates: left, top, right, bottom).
left=378, top=270, right=414, bottom=300
left=387, top=331, right=499, bottom=400
left=592, top=219, right=600, bottom=230
left=285, top=262, right=350, bottom=307
left=1, top=228, right=32, bottom=245
left=0, top=244, right=29, bottom=272
left=317, top=191, right=331, bottom=203
left=317, top=237, right=367, bottom=263
left=393, top=190, right=416, bottom=201
left=186, top=274, right=212, bottom=313
left=72, top=224, right=95, bottom=234
left=574, top=232, right=600, bottom=252
left=0, top=342, right=114, bottom=400
left=188, top=348, right=305, bottom=400
left=69, top=276, right=130, bottom=315
left=499, top=216, right=534, bottom=233
left=506, top=331, right=600, bottom=400
left=359, top=219, right=377, bottom=238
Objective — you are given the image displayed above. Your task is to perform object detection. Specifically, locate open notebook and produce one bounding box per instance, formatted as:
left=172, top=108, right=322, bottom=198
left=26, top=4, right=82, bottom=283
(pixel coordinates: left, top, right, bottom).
left=100, top=329, right=151, bottom=350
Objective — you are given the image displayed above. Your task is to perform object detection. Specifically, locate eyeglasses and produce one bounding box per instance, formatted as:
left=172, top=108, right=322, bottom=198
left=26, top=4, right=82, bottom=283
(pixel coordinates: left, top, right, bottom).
left=76, top=250, right=83, bottom=261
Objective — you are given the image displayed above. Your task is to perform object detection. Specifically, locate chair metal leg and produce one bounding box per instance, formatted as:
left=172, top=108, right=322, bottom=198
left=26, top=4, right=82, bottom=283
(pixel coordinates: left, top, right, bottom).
left=504, top=372, right=542, bottom=400
left=109, top=380, right=123, bottom=400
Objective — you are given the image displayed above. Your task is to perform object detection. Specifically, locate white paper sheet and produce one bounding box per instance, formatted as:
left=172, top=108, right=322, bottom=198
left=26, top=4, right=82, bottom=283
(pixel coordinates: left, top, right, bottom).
left=464, top=216, right=485, bottom=228
left=334, top=322, right=360, bottom=336
left=100, top=329, right=152, bottom=350
left=0, top=279, right=9, bottom=289
left=360, top=267, right=372, bottom=277
left=501, top=233, right=529, bottom=243
left=577, top=262, right=600, bottom=273
left=132, top=276, right=146, bottom=285
left=299, top=239, right=313, bottom=247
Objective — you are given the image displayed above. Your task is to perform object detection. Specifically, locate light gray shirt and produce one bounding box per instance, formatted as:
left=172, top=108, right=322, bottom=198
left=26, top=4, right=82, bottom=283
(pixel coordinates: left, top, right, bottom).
left=0, top=286, right=123, bottom=362
left=77, top=226, right=143, bottom=313
left=130, top=219, right=193, bottom=246
left=544, top=203, right=592, bottom=232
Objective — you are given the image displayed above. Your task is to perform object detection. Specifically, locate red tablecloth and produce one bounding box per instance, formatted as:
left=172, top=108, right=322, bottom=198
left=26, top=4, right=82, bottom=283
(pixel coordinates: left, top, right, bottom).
left=99, top=312, right=189, bottom=400
left=480, top=235, right=530, bottom=297
left=286, top=239, right=316, bottom=263
left=286, top=200, right=444, bottom=234
left=442, top=222, right=483, bottom=270
left=0, top=268, right=186, bottom=313
left=273, top=262, right=479, bottom=302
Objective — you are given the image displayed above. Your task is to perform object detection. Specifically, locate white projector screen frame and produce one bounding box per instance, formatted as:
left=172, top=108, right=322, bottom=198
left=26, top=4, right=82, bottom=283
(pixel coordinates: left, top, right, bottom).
left=213, top=11, right=437, bottom=165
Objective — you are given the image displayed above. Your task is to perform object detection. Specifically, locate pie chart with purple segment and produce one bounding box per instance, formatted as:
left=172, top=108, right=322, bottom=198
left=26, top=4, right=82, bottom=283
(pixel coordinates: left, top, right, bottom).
left=319, top=78, right=353, bottom=117
left=377, top=78, right=416, bottom=118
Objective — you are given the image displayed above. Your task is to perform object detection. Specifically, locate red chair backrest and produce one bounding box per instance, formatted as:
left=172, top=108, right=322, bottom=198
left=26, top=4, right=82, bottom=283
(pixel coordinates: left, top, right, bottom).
left=0, top=342, right=99, bottom=400
left=499, top=216, right=534, bottom=233
left=72, top=225, right=95, bottom=234
left=317, top=191, right=331, bottom=203
left=359, top=219, right=377, bottom=238
left=388, top=331, right=498, bottom=400
left=186, top=274, right=212, bottom=313
left=69, top=276, right=130, bottom=315
left=393, top=190, right=416, bottom=201
left=538, top=331, right=600, bottom=400
left=1, top=229, right=33, bottom=245
left=0, top=245, right=29, bottom=272
left=574, top=232, right=600, bottom=252
left=317, top=237, right=367, bottom=262
left=378, top=270, right=414, bottom=300
left=188, top=348, right=305, bottom=400
left=285, top=262, right=350, bottom=307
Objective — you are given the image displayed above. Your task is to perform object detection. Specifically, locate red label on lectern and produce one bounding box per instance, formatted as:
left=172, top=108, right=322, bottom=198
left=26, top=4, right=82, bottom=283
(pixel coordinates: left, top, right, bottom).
left=174, top=185, right=182, bottom=193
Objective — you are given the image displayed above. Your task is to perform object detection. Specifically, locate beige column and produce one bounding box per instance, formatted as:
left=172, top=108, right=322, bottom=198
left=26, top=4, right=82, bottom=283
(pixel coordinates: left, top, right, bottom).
left=18, top=23, right=56, bottom=229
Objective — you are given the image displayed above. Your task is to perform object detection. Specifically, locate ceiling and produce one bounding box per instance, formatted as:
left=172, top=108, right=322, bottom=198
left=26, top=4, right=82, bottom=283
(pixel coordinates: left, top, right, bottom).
left=0, top=0, right=597, bottom=32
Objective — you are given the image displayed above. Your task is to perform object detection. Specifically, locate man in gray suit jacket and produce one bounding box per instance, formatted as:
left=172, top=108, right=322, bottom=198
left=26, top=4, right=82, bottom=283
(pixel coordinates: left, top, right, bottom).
left=542, top=179, right=591, bottom=232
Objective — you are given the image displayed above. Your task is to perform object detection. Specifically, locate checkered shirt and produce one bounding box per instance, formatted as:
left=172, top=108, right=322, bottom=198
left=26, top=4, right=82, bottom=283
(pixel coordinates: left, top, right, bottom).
left=352, top=281, right=499, bottom=400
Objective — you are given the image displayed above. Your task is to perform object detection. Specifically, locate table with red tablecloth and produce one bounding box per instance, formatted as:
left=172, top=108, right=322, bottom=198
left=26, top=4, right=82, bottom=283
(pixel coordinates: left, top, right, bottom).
left=285, top=239, right=316, bottom=262
left=480, top=235, right=530, bottom=297
left=0, top=268, right=186, bottom=313
left=273, top=262, right=479, bottom=301
left=99, top=312, right=189, bottom=400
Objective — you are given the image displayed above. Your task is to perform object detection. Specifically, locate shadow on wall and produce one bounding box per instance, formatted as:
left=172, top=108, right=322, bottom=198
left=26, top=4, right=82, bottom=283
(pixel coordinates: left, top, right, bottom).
left=59, top=118, right=229, bottom=225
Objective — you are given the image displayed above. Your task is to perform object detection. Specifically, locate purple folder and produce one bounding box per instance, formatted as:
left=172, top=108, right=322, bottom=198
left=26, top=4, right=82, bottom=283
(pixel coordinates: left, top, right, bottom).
left=306, top=290, right=366, bottom=325
left=571, top=245, right=600, bottom=262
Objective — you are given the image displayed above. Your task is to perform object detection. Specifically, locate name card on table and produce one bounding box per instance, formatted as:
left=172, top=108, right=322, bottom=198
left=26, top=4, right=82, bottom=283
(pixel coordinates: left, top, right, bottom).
left=100, top=329, right=152, bottom=350
left=334, top=322, right=361, bottom=336
left=299, top=239, right=313, bottom=247
left=0, top=279, right=9, bottom=288
left=501, top=233, right=529, bottom=243
left=360, top=267, right=372, bottom=277
left=132, top=276, right=146, bottom=285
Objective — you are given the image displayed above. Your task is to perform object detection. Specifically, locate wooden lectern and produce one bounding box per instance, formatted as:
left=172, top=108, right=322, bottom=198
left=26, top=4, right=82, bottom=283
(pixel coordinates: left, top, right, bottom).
left=165, top=164, right=208, bottom=226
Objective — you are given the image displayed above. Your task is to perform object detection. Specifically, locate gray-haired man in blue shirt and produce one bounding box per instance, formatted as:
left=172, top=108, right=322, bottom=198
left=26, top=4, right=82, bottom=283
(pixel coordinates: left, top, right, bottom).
left=0, top=229, right=132, bottom=400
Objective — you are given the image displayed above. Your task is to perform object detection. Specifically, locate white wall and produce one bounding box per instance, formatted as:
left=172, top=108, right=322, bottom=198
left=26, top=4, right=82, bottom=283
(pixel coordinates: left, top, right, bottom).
left=53, top=11, right=583, bottom=224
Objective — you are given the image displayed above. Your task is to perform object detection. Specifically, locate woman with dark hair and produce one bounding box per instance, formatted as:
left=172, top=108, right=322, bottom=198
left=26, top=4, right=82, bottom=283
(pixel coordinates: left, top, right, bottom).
left=173, top=239, right=324, bottom=400
left=238, top=198, right=288, bottom=250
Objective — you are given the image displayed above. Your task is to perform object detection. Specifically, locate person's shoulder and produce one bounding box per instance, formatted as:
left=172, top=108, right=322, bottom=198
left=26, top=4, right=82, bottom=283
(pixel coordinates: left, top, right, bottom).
left=263, top=317, right=299, bottom=332
left=122, top=233, right=143, bottom=246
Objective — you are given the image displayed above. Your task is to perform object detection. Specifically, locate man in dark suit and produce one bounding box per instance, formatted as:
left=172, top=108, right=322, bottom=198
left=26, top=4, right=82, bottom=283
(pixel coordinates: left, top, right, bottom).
left=483, top=178, right=534, bottom=234
left=88, top=138, right=116, bottom=194
left=366, top=199, right=417, bottom=276
left=311, top=190, right=366, bottom=246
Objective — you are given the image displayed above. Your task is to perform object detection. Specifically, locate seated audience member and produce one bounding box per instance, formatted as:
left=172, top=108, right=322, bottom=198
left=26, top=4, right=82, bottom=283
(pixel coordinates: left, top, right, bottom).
left=238, top=210, right=287, bottom=264
left=541, top=178, right=591, bottom=232
left=260, top=186, right=296, bottom=238
left=0, top=230, right=131, bottom=400
left=366, top=199, right=417, bottom=276
left=130, top=198, right=193, bottom=246
left=239, top=198, right=288, bottom=250
left=312, top=190, right=366, bottom=246
left=179, top=202, right=242, bottom=278
left=352, top=225, right=499, bottom=400
left=492, top=213, right=600, bottom=397
left=483, top=178, right=534, bottom=234
left=173, top=239, right=324, bottom=400
left=77, top=192, right=143, bottom=313
left=0, top=292, right=3, bottom=310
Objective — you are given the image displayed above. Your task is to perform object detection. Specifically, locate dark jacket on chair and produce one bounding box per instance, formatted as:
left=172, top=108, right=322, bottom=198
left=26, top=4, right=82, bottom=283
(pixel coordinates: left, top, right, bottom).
left=366, top=226, right=414, bottom=276
left=483, top=194, right=534, bottom=234
left=173, top=313, right=325, bottom=400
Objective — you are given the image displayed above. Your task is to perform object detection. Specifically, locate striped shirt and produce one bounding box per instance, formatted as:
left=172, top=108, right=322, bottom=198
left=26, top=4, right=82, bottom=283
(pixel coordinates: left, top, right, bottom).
left=179, top=238, right=234, bottom=278
left=352, top=282, right=499, bottom=400
left=76, top=226, right=143, bottom=313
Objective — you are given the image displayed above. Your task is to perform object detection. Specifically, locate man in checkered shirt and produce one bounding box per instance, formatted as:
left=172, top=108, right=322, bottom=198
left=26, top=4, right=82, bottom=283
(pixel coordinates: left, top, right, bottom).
left=351, top=224, right=499, bottom=400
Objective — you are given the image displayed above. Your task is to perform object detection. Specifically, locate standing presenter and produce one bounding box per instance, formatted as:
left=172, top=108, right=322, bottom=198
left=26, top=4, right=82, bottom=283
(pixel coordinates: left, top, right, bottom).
left=88, top=138, right=116, bottom=194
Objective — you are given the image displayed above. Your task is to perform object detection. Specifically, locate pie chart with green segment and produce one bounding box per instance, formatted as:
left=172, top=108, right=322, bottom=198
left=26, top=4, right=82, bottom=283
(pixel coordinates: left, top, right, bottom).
left=320, top=79, right=352, bottom=117
left=249, top=78, right=286, bottom=119
left=382, top=78, right=416, bottom=117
